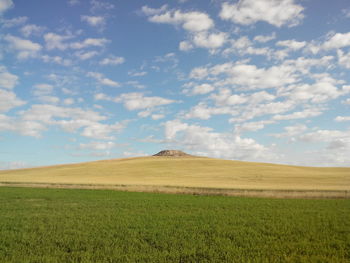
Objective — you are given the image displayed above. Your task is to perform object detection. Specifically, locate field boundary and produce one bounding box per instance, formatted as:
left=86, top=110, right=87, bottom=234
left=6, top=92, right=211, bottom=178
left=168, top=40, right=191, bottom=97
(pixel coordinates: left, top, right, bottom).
left=1, top=182, right=349, bottom=199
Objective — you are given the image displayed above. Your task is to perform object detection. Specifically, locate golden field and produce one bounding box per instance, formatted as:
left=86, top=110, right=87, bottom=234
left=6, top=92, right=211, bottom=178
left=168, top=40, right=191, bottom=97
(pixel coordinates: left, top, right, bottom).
left=0, top=156, right=349, bottom=192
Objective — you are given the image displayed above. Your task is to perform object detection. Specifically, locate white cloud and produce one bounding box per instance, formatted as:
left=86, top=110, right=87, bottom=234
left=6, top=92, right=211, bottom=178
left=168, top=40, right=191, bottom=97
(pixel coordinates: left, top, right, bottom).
left=63, top=98, right=74, bottom=105
left=145, top=8, right=214, bottom=32
left=164, top=119, right=275, bottom=161
left=81, top=122, right=125, bottom=140
left=141, top=5, right=168, bottom=16
left=323, top=32, right=350, bottom=50
left=184, top=102, right=235, bottom=120
left=335, top=116, right=350, bottom=122
left=75, top=50, right=99, bottom=60
left=223, top=36, right=271, bottom=56
left=20, top=24, right=45, bottom=37
left=87, top=72, right=120, bottom=87
left=114, top=92, right=176, bottom=111
left=99, top=56, right=125, bottom=65
left=33, top=83, right=54, bottom=96
left=189, top=67, right=208, bottom=79
left=210, top=88, right=248, bottom=106
left=81, top=15, right=106, bottom=27
left=191, top=83, right=215, bottom=95
left=271, top=123, right=307, bottom=139
left=279, top=80, right=349, bottom=103
left=0, top=89, right=26, bottom=112
left=220, top=0, right=304, bottom=27
left=343, top=98, right=350, bottom=105
left=44, top=32, right=71, bottom=50
left=273, top=108, right=323, bottom=120
left=253, top=33, right=276, bottom=43
left=0, top=114, right=46, bottom=138
left=179, top=41, right=193, bottom=51
left=276, top=39, right=306, bottom=50
left=78, top=141, right=118, bottom=150
left=1, top=16, right=27, bottom=28
left=4, top=34, right=42, bottom=59
left=0, top=0, right=13, bottom=14
left=337, top=50, right=350, bottom=68
left=41, top=55, right=72, bottom=66
left=128, top=71, right=147, bottom=77
left=192, top=62, right=297, bottom=90
left=0, top=65, right=18, bottom=89
left=70, top=38, right=109, bottom=49
left=234, top=120, right=274, bottom=134
left=143, top=6, right=226, bottom=51
left=192, top=31, right=227, bottom=49
left=90, top=0, right=114, bottom=12
left=16, top=104, right=127, bottom=139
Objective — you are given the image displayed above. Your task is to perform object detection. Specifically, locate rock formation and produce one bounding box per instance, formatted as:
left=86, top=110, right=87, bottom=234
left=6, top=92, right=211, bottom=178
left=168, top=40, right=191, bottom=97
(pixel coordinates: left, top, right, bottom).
left=153, top=150, right=191, bottom=157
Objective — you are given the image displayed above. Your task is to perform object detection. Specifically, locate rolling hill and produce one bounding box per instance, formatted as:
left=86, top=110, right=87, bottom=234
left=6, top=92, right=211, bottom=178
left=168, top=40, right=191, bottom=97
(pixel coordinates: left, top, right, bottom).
left=0, top=154, right=349, bottom=196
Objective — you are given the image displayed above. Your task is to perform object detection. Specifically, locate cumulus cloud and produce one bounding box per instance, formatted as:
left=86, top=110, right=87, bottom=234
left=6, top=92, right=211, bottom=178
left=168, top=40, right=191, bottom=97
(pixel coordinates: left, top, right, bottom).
left=220, top=0, right=304, bottom=27
left=113, top=92, right=176, bottom=111
left=0, top=89, right=26, bottom=112
left=4, top=34, right=42, bottom=59
left=81, top=15, right=106, bottom=27
left=1, top=16, right=27, bottom=28
left=144, top=7, right=214, bottom=32
left=0, top=0, right=13, bottom=14
left=337, top=50, right=350, bottom=68
left=0, top=65, right=18, bottom=89
left=184, top=102, right=236, bottom=120
left=78, top=141, right=118, bottom=150
left=20, top=24, right=45, bottom=37
left=192, top=31, right=227, bottom=49
left=70, top=38, right=109, bottom=49
left=81, top=122, right=125, bottom=140
left=75, top=50, right=99, bottom=60
left=253, top=33, right=276, bottom=43
left=190, top=62, right=297, bottom=90
left=276, top=39, right=306, bottom=50
left=164, top=119, right=276, bottom=161
left=223, top=36, right=271, bottom=57
left=322, top=32, right=350, bottom=50
left=273, top=108, right=323, bottom=120
left=99, top=55, right=125, bottom=65
left=191, top=83, right=215, bottom=95
left=335, top=116, right=350, bottom=122
left=44, top=32, right=72, bottom=50
left=87, top=72, right=120, bottom=87
left=33, top=83, right=54, bottom=96
left=41, top=55, right=72, bottom=66
left=12, top=104, right=127, bottom=139
left=143, top=6, right=226, bottom=51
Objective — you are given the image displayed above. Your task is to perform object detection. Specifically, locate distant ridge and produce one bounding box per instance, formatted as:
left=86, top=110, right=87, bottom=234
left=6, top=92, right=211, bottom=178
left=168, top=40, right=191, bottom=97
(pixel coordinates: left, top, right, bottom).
left=153, top=150, right=191, bottom=157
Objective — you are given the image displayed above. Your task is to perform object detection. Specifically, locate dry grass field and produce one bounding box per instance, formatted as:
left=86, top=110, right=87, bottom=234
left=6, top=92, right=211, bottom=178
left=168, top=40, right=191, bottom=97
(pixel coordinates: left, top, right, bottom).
left=0, top=156, right=349, bottom=197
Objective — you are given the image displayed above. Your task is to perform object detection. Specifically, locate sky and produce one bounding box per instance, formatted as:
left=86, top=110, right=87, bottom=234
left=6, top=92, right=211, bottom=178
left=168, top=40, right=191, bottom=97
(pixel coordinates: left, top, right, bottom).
left=0, top=0, right=350, bottom=169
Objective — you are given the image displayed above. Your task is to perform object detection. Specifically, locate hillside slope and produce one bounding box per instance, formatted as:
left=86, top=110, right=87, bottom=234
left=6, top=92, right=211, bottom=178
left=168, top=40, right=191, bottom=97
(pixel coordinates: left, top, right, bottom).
left=0, top=156, right=349, bottom=191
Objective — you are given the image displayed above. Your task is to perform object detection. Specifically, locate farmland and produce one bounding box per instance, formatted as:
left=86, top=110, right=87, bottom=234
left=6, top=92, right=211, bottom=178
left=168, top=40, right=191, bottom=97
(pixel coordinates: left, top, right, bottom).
left=0, top=187, right=349, bottom=262
left=0, top=157, right=349, bottom=199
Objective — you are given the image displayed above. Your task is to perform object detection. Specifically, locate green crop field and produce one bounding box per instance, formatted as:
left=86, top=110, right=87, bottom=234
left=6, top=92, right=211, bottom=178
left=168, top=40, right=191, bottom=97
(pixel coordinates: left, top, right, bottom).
left=0, top=187, right=349, bottom=262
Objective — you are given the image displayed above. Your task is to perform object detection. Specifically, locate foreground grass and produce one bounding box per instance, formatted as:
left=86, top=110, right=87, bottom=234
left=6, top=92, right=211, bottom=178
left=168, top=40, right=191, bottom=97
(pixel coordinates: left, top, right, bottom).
left=0, top=187, right=349, bottom=262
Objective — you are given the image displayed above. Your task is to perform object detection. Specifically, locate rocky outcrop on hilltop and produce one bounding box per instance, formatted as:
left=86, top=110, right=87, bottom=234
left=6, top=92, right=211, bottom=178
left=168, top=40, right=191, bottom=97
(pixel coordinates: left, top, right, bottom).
left=153, top=150, right=191, bottom=157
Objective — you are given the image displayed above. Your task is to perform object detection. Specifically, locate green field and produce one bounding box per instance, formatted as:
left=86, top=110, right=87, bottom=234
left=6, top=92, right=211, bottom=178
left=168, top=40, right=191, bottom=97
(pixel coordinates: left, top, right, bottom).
left=0, top=187, right=349, bottom=262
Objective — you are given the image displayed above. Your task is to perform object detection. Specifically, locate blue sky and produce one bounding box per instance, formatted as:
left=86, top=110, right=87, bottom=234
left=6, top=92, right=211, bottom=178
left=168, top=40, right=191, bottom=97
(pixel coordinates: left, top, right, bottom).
left=1, top=0, right=350, bottom=168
